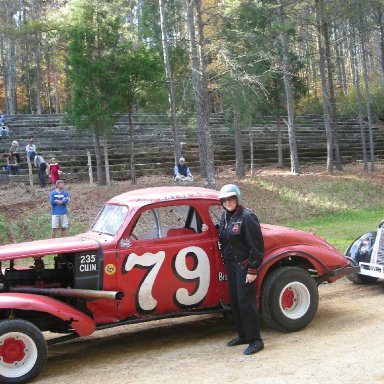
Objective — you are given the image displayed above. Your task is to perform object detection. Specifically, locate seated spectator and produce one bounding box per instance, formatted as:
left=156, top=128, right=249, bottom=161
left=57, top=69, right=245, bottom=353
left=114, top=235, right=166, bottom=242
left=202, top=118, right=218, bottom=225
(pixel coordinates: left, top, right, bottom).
left=25, top=138, right=36, bottom=162
left=10, top=140, right=21, bottom=163
left=48, top=157, right=61, bottom=184
left=7, top=152, right=18, bottom=175
left=174, top=157, right=193, bottom=182
left=0, top=125, right=10, bottom=137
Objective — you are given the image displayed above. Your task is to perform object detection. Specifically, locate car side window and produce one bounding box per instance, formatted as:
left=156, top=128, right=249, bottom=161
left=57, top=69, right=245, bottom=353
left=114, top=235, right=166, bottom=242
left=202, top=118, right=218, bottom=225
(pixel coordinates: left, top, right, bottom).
left=208, top=204, right=222, bottom=228
left=131, top=209, right=160, bottom=240
left=130, top=204, right=201, bottom=240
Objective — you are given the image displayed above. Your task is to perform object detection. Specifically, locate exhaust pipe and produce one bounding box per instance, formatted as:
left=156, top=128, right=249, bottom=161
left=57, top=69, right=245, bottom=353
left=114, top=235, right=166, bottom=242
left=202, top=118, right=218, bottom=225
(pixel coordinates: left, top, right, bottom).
left=9, top=287, right=124, bottom=301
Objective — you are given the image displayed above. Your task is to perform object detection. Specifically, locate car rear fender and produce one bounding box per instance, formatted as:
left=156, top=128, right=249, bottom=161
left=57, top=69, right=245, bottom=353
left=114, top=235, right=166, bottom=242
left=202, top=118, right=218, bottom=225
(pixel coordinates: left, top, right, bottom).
left=256, top=250, right=328, bottom=301
left=0, top=293, right=96, bottom=336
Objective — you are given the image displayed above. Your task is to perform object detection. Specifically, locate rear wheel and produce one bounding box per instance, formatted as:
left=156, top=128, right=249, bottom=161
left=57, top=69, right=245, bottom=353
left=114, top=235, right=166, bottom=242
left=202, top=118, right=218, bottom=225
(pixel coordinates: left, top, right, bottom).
left=0, top=319, right=47, bottom=384
left=261, top=267, right=319, bottom=332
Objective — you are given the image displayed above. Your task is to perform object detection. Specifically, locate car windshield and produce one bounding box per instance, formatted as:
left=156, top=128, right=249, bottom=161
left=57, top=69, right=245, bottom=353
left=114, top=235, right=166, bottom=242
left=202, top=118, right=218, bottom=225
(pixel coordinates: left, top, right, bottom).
left=91, top=204, right=129, bottom=236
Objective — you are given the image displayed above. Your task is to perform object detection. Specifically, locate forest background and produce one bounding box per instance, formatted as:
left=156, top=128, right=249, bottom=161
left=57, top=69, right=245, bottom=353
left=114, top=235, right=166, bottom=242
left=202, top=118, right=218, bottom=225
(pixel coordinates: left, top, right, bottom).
left=0, top=0, right=384, bottom=186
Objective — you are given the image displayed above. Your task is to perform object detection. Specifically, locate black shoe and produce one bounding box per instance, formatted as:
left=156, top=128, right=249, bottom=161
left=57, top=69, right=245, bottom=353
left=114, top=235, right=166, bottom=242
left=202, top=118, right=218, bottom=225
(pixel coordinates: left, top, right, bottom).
left=244, top=340, right=264, bottom=355
left=227, top=337, right=247, bottom=347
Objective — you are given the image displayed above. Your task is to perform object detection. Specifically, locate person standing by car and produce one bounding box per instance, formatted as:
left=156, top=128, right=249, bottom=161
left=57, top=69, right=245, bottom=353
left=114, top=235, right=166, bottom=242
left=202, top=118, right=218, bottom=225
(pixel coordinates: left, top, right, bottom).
left=50, top=180, right=69, bottom=238
left=218, top=184, right=265, bottom=355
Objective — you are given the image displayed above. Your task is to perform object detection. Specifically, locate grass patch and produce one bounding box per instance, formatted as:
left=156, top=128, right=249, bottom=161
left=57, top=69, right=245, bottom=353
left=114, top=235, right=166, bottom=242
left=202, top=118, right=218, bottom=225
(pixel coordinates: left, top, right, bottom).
left=282, top=207, right=384, bottom=253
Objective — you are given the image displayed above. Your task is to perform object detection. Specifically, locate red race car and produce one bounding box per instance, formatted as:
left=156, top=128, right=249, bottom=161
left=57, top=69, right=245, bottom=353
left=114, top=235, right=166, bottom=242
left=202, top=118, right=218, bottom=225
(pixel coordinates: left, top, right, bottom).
left=0, top=186, right=358, bottom=383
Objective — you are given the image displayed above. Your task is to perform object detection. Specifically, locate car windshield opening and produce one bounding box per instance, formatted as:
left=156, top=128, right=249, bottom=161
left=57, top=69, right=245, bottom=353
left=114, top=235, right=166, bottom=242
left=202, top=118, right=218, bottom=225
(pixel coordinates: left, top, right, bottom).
left=91, top=204, right=129, bottom=236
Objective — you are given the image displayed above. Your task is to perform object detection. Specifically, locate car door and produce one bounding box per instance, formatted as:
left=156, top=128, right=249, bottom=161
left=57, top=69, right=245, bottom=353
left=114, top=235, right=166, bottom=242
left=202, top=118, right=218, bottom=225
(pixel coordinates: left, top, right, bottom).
left=115, top=201, right=222, bottom=320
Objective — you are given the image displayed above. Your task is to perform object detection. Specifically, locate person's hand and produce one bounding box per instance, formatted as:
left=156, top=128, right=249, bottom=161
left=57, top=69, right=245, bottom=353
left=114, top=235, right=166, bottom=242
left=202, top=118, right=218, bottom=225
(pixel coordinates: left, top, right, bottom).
left=245, top=273, right=257, bottom=284
left=201, top=223, right=209, bottom=232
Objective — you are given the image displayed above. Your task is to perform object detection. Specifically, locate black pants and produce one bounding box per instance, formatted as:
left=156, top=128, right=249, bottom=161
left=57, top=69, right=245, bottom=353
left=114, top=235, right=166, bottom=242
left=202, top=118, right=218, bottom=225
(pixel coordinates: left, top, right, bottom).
left=225, top=259, right=261, bottom=342
left=39, top=163, right=47, bottom=186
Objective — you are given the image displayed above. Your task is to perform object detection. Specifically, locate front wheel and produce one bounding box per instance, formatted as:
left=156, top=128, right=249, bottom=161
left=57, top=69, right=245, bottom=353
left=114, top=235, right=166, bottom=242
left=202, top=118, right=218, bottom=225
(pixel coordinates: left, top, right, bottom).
left=0, top=319, right=47, bottom=384
left=261, top=267, right=319, bottom=332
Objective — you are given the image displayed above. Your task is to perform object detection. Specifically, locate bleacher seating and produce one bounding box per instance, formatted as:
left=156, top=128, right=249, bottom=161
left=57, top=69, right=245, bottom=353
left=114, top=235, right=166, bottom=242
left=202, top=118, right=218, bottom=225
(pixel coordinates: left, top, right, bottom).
left=0, top=113, right=383, bottom=184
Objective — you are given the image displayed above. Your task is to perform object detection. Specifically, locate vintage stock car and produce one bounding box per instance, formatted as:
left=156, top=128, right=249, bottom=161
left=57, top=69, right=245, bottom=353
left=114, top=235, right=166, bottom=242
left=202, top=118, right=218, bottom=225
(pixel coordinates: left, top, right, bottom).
left=0, top=186, right=358, bottom=383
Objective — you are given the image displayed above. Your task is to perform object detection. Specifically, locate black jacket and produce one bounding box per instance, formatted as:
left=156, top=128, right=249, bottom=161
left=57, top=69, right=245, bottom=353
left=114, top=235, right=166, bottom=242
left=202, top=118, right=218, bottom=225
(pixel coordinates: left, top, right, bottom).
left=219, top=206, right=264, bottom=275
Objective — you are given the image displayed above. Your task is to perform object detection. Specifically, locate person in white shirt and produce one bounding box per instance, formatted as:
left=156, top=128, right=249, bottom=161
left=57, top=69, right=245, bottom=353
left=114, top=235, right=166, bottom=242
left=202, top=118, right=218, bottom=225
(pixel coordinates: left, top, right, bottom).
left=25, top=138, right=36, bottom=162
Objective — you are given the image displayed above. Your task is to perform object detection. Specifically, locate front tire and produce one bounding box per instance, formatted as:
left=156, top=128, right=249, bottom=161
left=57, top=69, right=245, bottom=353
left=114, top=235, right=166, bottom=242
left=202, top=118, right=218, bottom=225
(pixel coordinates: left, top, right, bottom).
left=261, top=267, right=319, bottom=332
left=0, top=319, right=47, bottom=384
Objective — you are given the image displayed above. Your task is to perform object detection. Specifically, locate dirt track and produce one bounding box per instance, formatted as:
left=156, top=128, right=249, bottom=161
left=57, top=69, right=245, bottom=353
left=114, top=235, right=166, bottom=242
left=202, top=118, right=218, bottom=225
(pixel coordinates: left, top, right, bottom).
left=34, top=278, right=384, bottom=384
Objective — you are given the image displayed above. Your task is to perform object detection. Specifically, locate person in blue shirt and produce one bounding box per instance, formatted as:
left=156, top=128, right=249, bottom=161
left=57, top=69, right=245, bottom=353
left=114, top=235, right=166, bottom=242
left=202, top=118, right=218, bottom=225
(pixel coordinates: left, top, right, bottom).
left=174, top=157, right=193, bottom=182
left=50, top=180, right=70, bottom=238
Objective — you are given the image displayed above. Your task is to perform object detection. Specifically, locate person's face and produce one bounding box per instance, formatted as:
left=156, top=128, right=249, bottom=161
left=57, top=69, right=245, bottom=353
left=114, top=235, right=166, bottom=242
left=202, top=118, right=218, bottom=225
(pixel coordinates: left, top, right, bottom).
left=221, top=195, right=237, bottom=211
left=57, top=182, right=64, bottom=189
left=180, top=160, right=185, bottom=165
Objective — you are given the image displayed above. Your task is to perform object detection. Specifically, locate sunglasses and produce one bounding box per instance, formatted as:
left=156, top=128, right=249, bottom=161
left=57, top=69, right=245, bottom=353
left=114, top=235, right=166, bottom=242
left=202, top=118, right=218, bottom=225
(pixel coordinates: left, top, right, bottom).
left=220, top=195, right=236, bottom=203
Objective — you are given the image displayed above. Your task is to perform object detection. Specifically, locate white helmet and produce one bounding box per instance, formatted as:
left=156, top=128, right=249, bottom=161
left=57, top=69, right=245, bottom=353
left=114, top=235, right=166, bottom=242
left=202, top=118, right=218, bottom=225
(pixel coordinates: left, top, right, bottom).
left=218, top=184, right=242, bottom=204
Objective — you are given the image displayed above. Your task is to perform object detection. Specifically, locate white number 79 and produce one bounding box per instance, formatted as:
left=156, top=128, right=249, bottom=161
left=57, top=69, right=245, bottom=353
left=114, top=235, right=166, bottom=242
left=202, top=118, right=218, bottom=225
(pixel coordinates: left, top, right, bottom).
left=123, top=246, right=210, bottom=312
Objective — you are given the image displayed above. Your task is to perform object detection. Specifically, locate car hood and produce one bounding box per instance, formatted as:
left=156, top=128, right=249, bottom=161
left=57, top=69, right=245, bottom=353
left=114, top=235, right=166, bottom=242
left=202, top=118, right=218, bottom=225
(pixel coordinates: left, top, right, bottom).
left=0, top=232, right=108, bottom=261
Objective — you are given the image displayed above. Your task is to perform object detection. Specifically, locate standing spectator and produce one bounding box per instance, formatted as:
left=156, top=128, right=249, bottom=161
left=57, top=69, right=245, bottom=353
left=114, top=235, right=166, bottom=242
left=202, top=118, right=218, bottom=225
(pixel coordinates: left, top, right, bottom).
left=6, top=152, right=19, bottom=175
left=218, top=184, right=265, bottom=356
left=174, top=157, right=193, bottom=182
left=0, top=112, right=4, bottom=125
left=50, top=180, right=69, bottom=238
left=25, top=138, right=36, bottom=162
left=10, top=140, right=21, bottom=163
left=48, top=158, right=60, bottom=185
left=34, top=153, right=47, bottom=187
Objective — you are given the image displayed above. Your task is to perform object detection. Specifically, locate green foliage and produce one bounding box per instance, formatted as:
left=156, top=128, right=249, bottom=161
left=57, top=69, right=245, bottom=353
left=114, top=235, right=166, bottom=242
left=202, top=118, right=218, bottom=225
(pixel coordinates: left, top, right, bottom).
left=283, top=208, right=384, bottom=253
left=337, top=85, right=384, bottom=122
left=65, top=0, right=165, bottom=133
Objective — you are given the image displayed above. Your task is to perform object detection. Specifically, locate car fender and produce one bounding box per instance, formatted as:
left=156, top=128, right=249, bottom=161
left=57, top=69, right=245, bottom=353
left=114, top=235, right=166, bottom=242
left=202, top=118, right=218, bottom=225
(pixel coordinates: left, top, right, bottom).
left=256, top=248, right=334, bottom=300
left=0, top=293, right=96, bottom=336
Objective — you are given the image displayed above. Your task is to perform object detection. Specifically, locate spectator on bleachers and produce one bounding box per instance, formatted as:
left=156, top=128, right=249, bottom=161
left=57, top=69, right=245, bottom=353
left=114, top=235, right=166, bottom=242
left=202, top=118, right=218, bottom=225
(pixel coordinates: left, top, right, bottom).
left=0, top=125, right=10, bottom=137
left=174, top=157, right=193, bottom=182
left=0, top=112, right=4, bottom=125
left=34, top=153, right=47, bottom=187
left=48, top=158, right=60, bottom=184
left=6, top=152, right=18, bottom=175
left=10, top=140, right=21, bottom=163
left=25, top=138, right=36, bottom=162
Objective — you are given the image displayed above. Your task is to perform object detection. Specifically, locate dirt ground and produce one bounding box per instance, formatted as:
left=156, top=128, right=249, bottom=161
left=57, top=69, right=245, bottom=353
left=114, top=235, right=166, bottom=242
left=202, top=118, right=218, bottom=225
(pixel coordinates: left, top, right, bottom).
left=32, top=277, right=384, bottom=384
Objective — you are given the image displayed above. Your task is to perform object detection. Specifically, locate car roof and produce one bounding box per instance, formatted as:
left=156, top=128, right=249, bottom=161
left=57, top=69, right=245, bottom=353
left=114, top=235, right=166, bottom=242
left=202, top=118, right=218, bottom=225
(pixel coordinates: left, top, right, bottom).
left=107, top=186, right=220, bottom=206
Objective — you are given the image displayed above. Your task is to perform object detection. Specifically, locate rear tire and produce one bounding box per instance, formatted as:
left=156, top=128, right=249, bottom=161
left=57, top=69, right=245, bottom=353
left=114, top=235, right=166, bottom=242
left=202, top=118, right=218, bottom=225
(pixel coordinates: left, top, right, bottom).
left=261, top=267, right=319, bottom=332
left=0, top=319, right=47, bottom=384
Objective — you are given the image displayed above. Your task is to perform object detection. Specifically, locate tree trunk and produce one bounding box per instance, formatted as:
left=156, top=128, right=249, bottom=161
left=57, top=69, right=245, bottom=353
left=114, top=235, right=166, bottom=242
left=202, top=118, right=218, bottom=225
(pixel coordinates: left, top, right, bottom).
left=34, top=0, right=42, bottom=114
left=185, top=0, right=205, bottom=177
left=350, top=28, right=368, bottom=171
left=103, top=133, right=111, bottom=186
left=315, top=0, right=333, bottom=173
left=277, top=0, right=300, bottom=175
left=5, top=5, right=16, bottom=115
left=159, top=0, right=181, bottom=163
left=93, top=131, right=106, bottom=185
left=359, top=11, right=375, bottom=171
left=195, top=0, right=215, bottom=187
left=87, top=150, right=94, bottom=187
left=185, top=0, right=215, bottom=187
left=45, top=51, right=52, bottom=113
left=234, top=102, right=244, bottom=178
left=53, top=46, right=60, bottom=113
left=0, top=35, right=9, bottom=115
left=276, top=116, right=284, bottom=168
left=324, top=21, right=341, bottom=170
left=128, top=109, right=136, bottom=184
